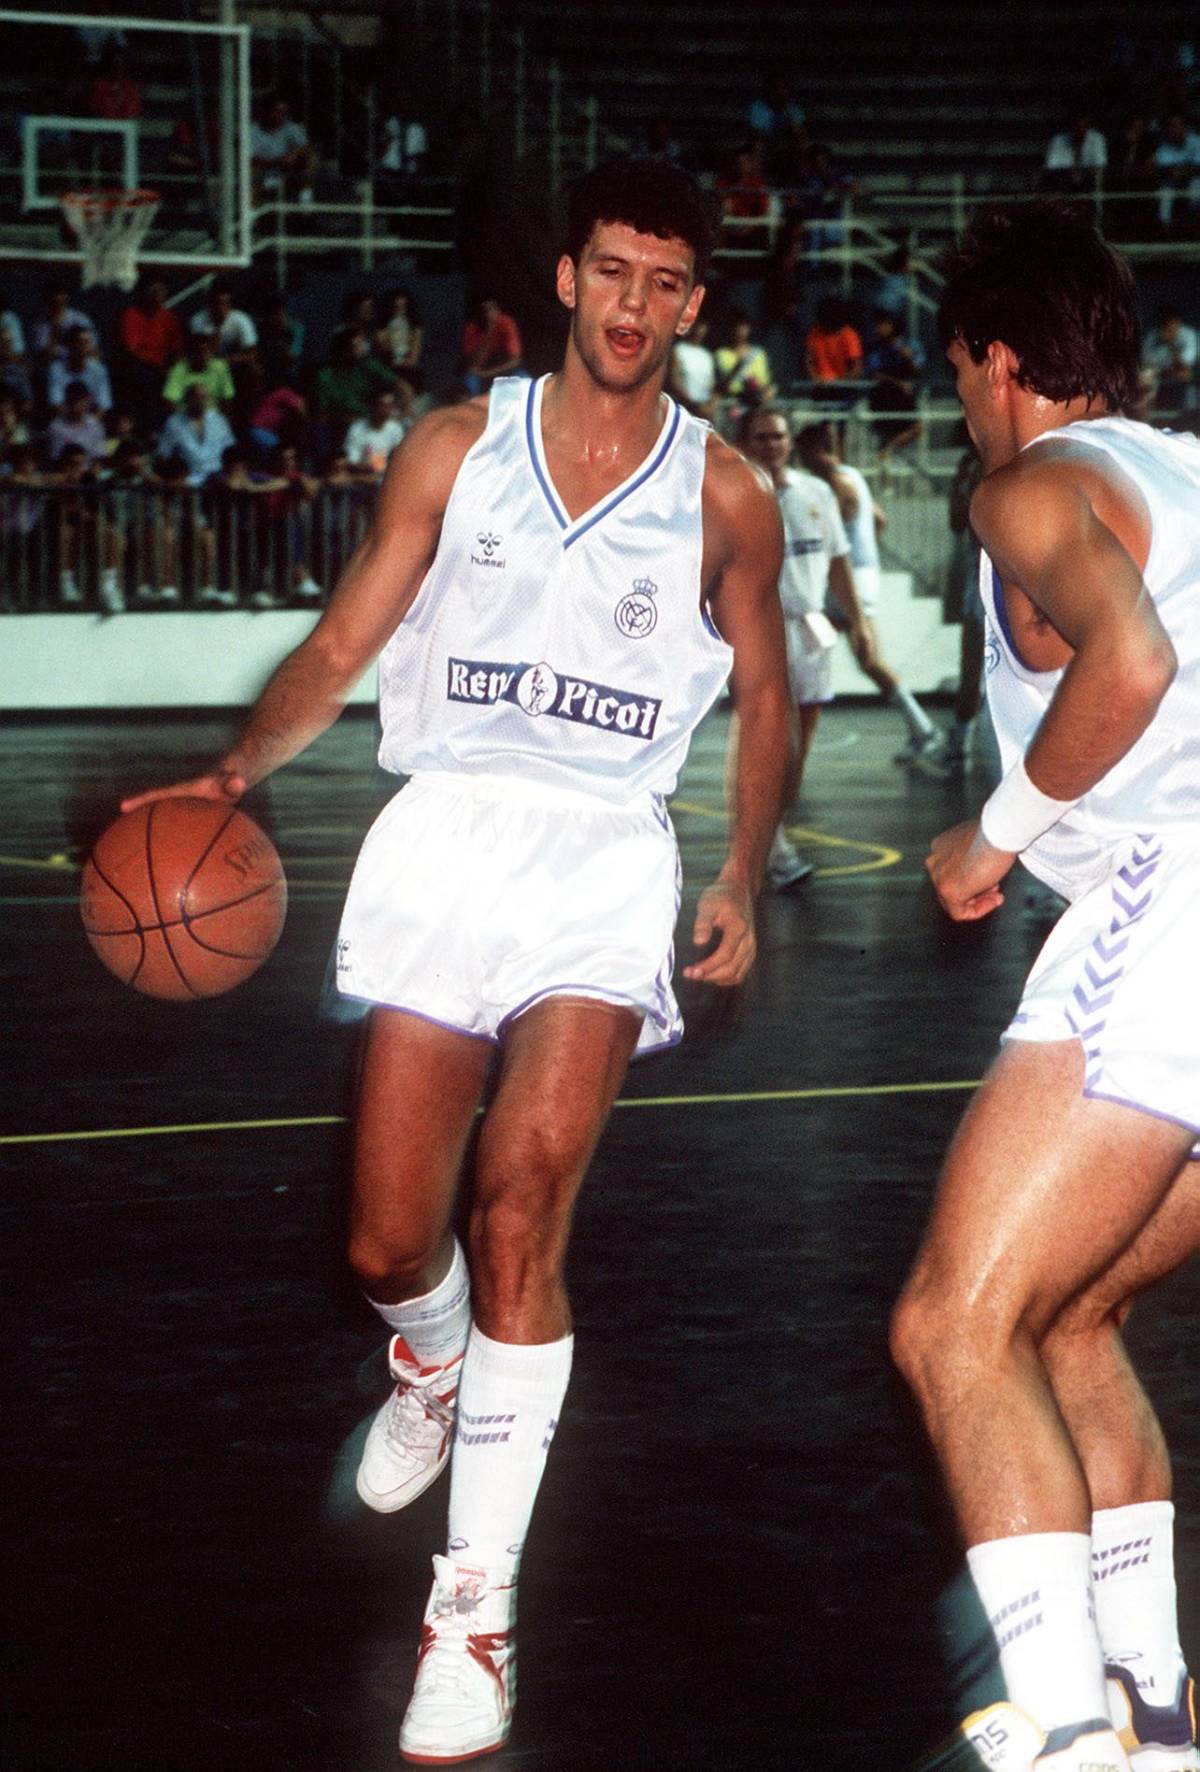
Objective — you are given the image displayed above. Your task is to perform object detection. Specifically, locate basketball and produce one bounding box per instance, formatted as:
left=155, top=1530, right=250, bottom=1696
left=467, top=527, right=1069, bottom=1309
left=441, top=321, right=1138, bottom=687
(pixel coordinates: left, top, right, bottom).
left=81, top=797, right=287, bottom=1000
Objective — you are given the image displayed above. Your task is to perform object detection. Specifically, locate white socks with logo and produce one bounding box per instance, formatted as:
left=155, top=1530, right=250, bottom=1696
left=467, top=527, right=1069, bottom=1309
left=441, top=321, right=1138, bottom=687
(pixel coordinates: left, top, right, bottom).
left=447, top=1325, right=573, bottom=1571
left=967, top=1532, right=1109, bottom=1733
left=367, top=1237, right=471, bottom=1367
left=1092, top=1500, right=1189, bottom=1705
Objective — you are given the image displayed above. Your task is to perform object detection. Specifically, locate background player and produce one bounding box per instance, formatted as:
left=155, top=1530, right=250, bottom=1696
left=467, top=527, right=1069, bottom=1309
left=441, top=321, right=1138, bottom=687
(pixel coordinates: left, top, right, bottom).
left=795, top=419, right=940, bottom=763
left=891, top=203, right=1200, bottom=1771
left=123, top=156, right=794, bottom=1765
left=740, top=404, right=866, bottom=888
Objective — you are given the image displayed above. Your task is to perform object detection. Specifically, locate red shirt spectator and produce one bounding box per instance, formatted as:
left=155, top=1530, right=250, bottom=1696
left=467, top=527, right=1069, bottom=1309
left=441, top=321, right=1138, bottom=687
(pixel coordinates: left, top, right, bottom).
left=805, top=300, right=864, bottom=382
left=119, top=277, right=185, bottom=370
left=460, top=299, right=522, bottom=388
left=89, top=49, right=142, bottom=120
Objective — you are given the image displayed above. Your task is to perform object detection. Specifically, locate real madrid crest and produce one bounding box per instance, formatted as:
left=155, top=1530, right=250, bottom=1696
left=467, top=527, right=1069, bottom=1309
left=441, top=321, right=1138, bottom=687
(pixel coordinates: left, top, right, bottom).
left=615, top=577, right=658, bottom=639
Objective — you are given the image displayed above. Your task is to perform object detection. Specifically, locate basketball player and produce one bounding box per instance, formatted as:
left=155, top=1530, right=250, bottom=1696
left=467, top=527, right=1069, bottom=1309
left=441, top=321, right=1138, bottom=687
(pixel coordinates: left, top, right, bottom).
left=890, top=203, right=1200, bottom=1772
left=124, top=157, right=794, bottom=1764
left=794, top=420, right=940, bottom=762
left=740, top=404, right=865, bottom=888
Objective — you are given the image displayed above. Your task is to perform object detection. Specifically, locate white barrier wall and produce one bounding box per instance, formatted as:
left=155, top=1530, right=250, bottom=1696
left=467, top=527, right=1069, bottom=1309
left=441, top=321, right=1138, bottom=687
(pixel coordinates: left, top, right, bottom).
left=0, top=573, right=959, bottom=712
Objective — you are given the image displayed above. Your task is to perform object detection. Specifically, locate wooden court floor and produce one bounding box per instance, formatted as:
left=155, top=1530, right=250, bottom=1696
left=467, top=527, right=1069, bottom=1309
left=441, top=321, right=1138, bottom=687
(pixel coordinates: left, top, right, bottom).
left=2, top=701, right=1196, bottom=1771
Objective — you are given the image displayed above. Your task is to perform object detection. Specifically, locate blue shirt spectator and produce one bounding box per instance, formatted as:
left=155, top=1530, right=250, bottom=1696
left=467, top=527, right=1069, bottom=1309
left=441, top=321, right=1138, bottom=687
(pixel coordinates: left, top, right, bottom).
left=158, top=385, right=235, bottom=484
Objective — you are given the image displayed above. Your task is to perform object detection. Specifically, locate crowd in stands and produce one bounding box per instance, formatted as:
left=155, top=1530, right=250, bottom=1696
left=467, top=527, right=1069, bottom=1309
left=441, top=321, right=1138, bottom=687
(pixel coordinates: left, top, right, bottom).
left=0, top=269, right=523, bottom=615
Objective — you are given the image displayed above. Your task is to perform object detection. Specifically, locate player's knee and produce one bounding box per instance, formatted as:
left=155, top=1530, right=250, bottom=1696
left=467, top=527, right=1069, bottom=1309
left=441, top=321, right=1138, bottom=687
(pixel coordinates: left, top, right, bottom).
left=889, top=1270, right=1013, bottom=1400
left=346, top=1226, right=442, bottom=1300
left=468, top=1164, right=572, bottom=1307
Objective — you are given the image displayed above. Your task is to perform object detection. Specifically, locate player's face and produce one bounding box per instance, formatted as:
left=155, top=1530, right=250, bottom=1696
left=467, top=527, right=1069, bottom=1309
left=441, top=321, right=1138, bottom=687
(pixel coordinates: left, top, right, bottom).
left=743, top=414, right=793, bottom=474
left=557, top=221, right=705, bottom=394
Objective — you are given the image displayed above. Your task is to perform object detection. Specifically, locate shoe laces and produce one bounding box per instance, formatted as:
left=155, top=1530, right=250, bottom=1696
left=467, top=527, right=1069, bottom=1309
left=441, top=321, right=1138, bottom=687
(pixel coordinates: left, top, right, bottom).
left=418, top=1584, right=509, bottom=1702
left=382, top=1366, right=456, bottom=1464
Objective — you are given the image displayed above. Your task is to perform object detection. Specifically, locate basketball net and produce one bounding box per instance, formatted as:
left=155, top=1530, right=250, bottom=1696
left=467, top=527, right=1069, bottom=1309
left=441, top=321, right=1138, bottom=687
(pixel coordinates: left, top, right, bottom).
left=59, top=189, right=161, bottom=291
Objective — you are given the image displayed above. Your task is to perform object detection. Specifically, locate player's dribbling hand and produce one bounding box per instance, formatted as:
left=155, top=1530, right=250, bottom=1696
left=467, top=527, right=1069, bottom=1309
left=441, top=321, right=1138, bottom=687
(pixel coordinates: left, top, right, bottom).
left=925, top=818, right=1015, bottom=921
left=121, top=768, right=247, bottom=815
left=684, top=880, right=756, bottom=986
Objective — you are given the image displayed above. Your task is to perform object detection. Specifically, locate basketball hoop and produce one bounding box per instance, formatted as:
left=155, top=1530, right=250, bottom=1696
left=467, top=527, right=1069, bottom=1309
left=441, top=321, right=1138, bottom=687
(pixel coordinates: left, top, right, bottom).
left=59, top=188, right=161, bottom=291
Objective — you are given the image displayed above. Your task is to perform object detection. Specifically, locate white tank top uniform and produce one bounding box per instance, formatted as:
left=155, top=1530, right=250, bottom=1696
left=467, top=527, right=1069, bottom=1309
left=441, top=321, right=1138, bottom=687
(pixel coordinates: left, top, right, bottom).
left=775, top=466, right=850, bottom=706
left=336, top=375, right=733, bottom=1054
left=986, top=417, right=1200, bottom=1145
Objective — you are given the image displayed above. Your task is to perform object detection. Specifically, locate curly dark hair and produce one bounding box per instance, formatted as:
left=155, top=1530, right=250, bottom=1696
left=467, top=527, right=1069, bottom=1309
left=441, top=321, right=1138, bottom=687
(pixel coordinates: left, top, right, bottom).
left=565, top=156, right=718, bottom=281
left=938, top=201, right=1141, bottom=412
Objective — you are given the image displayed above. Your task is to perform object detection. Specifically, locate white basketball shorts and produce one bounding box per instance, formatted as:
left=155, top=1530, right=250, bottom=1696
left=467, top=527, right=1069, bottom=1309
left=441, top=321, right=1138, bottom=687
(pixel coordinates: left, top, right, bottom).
left=784, top=612, right=835, bottom=707
left=335, top=771, right=684, bottom=1056
left=1002, top=833, right=1200, bottom=1154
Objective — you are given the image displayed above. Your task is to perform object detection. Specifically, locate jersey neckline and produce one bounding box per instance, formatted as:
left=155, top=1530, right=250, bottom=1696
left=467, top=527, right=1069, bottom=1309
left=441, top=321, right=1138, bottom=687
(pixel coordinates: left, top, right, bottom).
left=523, top=373, right=683, bottom=550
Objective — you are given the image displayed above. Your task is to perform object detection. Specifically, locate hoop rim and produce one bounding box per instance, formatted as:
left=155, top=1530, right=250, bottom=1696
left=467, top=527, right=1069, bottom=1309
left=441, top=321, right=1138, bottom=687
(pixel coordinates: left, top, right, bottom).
left=60, top=187, right=161, bottom=215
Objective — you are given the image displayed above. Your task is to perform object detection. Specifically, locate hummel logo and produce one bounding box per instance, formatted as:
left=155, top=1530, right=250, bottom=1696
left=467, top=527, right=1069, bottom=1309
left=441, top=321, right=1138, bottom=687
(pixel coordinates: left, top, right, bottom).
left=476, top=532, right=502, bottom=556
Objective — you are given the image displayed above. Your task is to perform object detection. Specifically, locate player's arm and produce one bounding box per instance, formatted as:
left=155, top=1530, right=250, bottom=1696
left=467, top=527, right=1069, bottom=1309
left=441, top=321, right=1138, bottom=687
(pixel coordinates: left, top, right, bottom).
left=927, top=452, right=1177, bottom=921
left=123, top=403, right=484, bottom=809
left=686, top=442, right=795, bottom=986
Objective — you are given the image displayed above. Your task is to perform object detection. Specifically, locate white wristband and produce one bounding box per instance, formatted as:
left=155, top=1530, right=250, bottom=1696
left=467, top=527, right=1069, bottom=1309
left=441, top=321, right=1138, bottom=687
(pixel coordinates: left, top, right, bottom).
left=979, top=759, right=1076, bottom=853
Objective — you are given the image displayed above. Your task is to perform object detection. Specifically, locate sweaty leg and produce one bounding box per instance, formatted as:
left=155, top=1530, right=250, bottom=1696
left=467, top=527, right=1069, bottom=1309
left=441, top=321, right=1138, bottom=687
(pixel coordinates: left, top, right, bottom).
left=401, top=999, right=641, bottom=1764
left=891, top=1039, right=1195, bottom=1741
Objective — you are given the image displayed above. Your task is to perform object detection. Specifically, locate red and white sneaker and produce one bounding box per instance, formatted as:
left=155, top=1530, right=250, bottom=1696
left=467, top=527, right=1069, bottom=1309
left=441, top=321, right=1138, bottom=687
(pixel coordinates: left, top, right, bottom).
left=356, top=1338, right=462, bottom=1513
left=399, top=1556, right=516, bottom=1765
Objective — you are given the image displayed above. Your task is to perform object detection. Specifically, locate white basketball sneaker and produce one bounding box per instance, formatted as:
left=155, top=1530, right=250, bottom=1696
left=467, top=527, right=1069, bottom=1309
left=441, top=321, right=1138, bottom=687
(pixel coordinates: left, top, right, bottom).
left=399, top=1556, right=516, bottom=1765
left=1107, top=1662, right=1199, bottom=1770
left=356, top=1337, right=462, bottom=1513
left=958, top=1705, right=1131, bottom=1771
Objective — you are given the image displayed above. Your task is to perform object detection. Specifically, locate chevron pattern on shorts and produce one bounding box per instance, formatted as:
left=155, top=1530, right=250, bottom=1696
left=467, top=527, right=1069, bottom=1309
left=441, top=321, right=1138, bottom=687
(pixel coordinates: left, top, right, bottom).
left=1065, top=834, right=1163, bottom=1091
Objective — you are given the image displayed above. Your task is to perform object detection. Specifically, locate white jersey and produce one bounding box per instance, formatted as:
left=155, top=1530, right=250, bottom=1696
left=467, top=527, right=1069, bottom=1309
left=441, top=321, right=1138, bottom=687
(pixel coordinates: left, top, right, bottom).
left=981, top=415, right=1200, bottom=898
left=834, top=463, right=880, bottom=570
left=376, top=375, right=732, bottom=804
left=775, top=466, right=849, bottom=619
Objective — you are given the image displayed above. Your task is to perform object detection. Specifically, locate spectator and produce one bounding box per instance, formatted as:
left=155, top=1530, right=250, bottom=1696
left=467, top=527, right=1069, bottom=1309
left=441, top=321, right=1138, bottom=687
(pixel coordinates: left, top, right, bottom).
left=267, top=443, right=322, bottom=604
left=805, top=295, right=863, bottom=389
left=717, top=140, right=771, bottom=221
left=746, top=75, right=806, bottom=142
left=0, top=289, right=26, bottom=358
left=313, top=325, right=397, bottom=440
left=344, top=385, right=409, bottom=476
left=0, top=326, right=33, bottom=412
left=1154, top=111, right=1200, bottom=230
left=379, top=111, right=429, bottom=181
left=795, top=143, right=857, bottom=263
left=190, top=281, right=258, bottom=364
left=250, top=94, right=317, bottom=205
left=47, top=326, right=112, bottom=416
left=377, top=287, right=424, bottom=384
left=459, top=296, right=522, bottom=395
left=1041, top=110, right=1108, bottom=194
left=1108, top=113, right=1158, bottom=236
left=713, top=306, right=777, bottom=411
left=167, top=108, right=219, bottom=178
left=163, top=335, right=235, bottom=411
left=53, top=442, right=123, bottom=612
left=257, top=293, right=305, bottom=381
left=0, top=442, right=47, bottom=612
left=762, top=214, right=807, bottom=328
left=103, top=408, right=137, bottom=461
left=46, top=381, right=107, bottom=464
left=31, top=283, right=92, bottom=363
left=88, top=45, right=141, bottom=120
left=118, top=274, right=185, bottom=428
left=243, top=351, right=307, bottom=456
left=668, top=313, right=717, bottom=420
left=873, top=240, right=913, bottom=322
left=0, top=389, right=29, bottom=451
left=642, top=116, right=682, bottom=162
left=107, top=438, right=180, bottom=604
left=158, top=381, right=235, bottom=486
left=864, top=310, right=924, bottom=459
left=1143, top=305, right=1198, bottom=412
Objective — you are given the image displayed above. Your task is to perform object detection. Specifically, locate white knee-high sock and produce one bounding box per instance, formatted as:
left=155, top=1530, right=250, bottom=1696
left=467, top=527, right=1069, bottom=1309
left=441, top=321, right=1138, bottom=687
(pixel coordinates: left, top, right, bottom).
left=447, top=1326, right=573, bottom=1570
left=966, top=1532, right=1110, bottom=1733
left=890, top=683, right=935, bottom=739
left=367, top=1237, right=471, bottom=1368
left=1092, top=1501, right=1190, bottom=1701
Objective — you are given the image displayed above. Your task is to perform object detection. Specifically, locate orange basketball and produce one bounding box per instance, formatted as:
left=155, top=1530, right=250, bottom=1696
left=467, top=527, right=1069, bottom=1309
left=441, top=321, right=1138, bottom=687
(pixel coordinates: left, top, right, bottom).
left=81, top=797, right=287, bottom=1000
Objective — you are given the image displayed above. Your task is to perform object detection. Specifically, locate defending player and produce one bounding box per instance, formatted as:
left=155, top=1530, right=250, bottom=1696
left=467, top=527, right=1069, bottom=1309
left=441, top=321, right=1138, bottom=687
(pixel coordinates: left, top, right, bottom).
left=740, top=404, right=866, bottom=887
left=125, top=157, right=794, bottom=1764
left=891, top=203, right=1200, bottom=1772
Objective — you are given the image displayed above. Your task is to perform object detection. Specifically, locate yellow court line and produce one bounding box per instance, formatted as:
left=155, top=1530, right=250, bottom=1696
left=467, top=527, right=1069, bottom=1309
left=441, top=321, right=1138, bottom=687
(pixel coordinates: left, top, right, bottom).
left=669, top=801, right=902, bottom=879
left=1, top=1079, right=981, bottom=1148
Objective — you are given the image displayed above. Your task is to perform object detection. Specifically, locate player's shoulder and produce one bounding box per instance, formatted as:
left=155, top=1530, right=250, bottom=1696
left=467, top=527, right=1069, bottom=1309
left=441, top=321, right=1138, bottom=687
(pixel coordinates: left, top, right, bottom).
left=702, top=429, right=778, bottom=518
